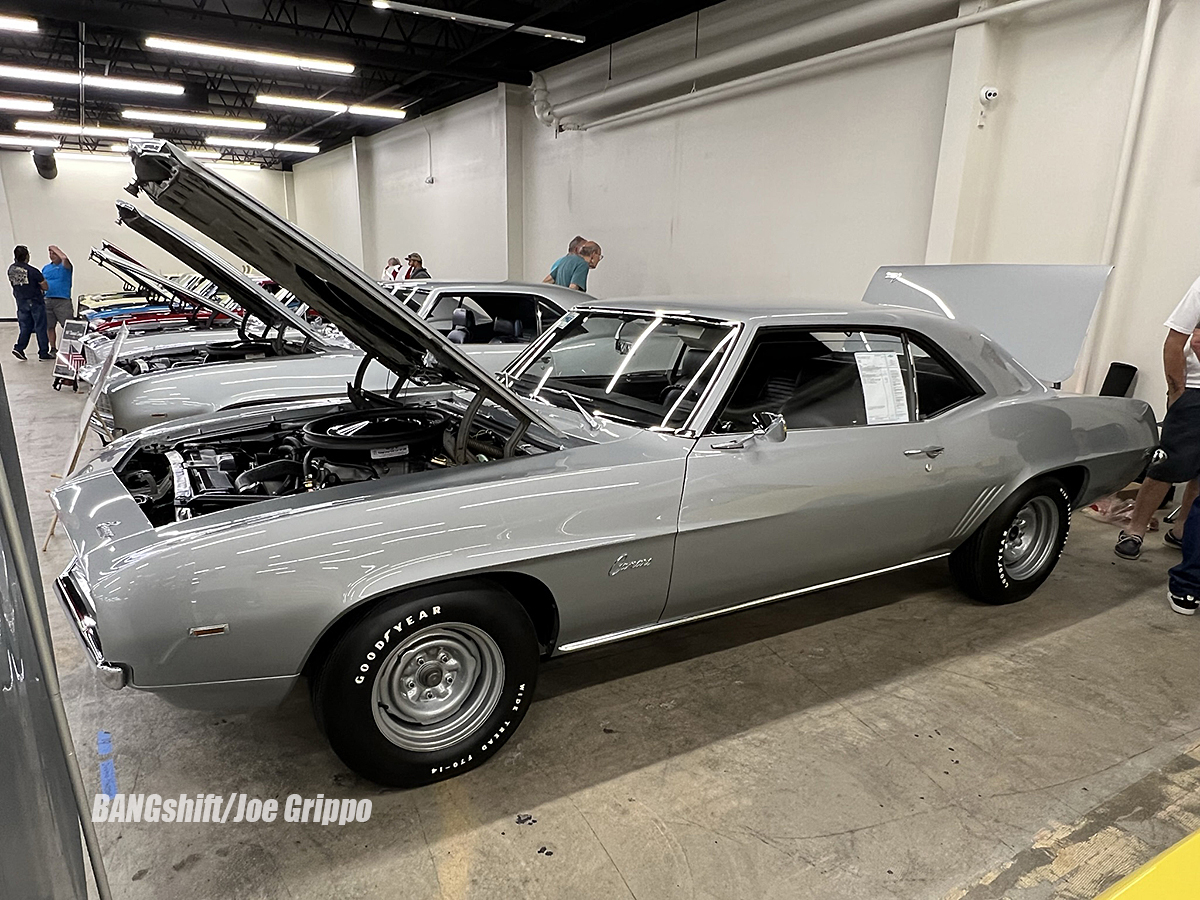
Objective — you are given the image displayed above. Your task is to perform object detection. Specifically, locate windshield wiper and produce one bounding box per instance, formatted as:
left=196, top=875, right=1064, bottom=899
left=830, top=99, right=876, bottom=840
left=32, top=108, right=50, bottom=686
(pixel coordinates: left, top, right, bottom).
left=548, top=387, right=601, bottom=431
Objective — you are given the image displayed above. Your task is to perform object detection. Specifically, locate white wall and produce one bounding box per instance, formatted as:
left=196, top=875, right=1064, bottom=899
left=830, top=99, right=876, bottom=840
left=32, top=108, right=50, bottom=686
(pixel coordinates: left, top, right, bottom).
left=292, top=0, right=1196, bottom=413
left=1087, top=0, right=1200, bottom=408
left=0, top=152, right=290, bottom=317
left=523, top=47, right=950, bottom=301
left=964, top=1, right=1144, bottom=264
left=355, top=92, right=510, bottom=282
left=291, top=143, right=364, bottom=269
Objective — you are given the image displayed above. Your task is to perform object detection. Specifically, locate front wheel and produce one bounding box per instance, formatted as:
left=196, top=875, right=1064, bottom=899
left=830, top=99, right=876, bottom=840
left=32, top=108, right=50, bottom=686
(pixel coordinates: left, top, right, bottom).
left=949, top=476, right=1071, bottom=604
left=312, top=583, right=539, bottom=787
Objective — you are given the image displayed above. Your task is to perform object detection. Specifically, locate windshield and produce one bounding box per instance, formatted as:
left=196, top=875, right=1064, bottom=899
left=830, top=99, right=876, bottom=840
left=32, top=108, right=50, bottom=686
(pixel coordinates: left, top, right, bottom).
left=509, top=310, right=736, bottom=430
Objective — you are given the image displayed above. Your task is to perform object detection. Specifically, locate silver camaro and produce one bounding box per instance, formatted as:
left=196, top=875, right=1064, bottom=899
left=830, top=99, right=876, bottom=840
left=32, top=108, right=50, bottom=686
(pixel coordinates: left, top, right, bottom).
left=52, top=143, right=1156, bottom=787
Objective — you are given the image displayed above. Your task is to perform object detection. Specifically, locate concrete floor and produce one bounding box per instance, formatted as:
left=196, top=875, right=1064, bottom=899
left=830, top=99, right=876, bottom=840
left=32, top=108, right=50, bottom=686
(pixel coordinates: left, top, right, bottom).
left=6, top=325, right=1200, bottom=900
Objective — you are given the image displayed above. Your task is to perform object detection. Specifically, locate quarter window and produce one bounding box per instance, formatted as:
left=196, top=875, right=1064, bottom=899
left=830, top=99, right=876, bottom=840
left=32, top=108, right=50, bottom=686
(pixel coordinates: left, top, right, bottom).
left=907, top=334, right=978, bottom=418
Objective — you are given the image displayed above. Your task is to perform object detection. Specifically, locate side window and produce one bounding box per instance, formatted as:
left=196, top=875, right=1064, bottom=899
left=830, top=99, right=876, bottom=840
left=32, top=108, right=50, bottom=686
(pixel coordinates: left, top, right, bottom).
left=537, top=300, right=565, bottom=335
left=907, top=333, right=978, bottom=418
left=712, top=329, right=912, bottom=432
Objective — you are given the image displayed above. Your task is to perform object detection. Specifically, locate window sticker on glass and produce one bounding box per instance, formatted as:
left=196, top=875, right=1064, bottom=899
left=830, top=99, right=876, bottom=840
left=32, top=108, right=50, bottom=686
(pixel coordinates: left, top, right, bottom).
left=855, top=352, right=909, bottom=424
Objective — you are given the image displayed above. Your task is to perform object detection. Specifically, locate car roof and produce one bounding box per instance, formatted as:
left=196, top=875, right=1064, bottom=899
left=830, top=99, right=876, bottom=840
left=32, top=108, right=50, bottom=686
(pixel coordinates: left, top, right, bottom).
left=574, top=295, right=947, bottom=326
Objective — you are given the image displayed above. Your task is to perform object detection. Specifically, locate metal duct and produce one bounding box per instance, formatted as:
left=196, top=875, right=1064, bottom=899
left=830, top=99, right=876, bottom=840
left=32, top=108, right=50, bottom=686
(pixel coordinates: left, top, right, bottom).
left=541, top=0, right=956, bottom=125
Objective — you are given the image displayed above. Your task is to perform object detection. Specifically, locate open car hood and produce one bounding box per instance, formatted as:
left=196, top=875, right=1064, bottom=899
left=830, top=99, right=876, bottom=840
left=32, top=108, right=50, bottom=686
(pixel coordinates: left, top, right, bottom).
left=124, top=140, right=558, bottom=435
left=861, top=264, right=1113, bottom=383
left=89, top=244, right=242, bottom=323
left=115, top=201, right=324, bottom=344
left=99, top=241, right=148, bottom=268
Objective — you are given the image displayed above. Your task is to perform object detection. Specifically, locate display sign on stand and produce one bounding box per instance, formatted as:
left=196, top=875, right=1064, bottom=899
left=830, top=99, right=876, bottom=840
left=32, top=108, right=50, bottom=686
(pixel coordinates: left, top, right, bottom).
left=51, top=319, right=89, bottom=392
left=42, top=325, right=128, bottom=550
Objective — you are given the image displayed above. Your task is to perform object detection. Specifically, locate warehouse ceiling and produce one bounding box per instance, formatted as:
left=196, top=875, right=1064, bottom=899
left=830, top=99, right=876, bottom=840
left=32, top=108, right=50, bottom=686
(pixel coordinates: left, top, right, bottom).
left=0, top=0, right=726, bottom=166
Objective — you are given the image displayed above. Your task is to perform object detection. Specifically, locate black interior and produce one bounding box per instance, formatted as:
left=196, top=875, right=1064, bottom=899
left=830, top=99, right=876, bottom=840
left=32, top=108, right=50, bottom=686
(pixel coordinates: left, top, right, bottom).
left=713, top=330, right=978, bottom=433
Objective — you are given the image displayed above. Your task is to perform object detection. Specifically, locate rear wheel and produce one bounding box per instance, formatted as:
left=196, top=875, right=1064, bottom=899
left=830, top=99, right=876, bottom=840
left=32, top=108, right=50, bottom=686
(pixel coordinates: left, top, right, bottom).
left=949, top=477, right=1071, bottom=604
left=313, top=583, right=539, bottom=787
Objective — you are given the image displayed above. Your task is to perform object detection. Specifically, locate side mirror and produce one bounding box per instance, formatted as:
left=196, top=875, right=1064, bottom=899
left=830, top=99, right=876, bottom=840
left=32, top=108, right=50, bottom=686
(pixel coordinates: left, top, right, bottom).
left=712, top=412, right=787, bottom=450
left=753, top=412, right=787, bottom=443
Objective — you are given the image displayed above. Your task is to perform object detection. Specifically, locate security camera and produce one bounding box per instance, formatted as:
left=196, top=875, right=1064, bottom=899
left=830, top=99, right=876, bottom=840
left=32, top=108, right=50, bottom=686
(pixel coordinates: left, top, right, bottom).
left=980, top=86, right=1000, bottom=105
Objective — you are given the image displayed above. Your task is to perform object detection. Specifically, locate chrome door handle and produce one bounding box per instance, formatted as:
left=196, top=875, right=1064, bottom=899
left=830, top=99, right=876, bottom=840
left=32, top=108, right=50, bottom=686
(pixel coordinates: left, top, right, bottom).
left=904, top=446, right=945, bottom=459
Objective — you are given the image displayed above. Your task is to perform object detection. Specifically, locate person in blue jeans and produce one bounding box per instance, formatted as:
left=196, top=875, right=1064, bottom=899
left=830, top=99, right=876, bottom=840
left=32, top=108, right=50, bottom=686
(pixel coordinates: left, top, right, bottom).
left=8, top=244, right=50, bottom=361
left=1167, top=328, right=1200, bottom=615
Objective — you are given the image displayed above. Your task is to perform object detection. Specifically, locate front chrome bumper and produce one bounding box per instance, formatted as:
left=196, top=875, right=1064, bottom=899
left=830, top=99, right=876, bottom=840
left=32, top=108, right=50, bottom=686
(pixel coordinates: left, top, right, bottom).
left=54, top=565, right=127, bottom=690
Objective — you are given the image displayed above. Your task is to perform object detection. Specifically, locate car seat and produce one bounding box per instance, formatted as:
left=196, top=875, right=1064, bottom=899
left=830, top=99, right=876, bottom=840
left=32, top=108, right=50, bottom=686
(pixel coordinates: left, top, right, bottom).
left=489, top=317, right=524, bottom=343
left=448, top=306, right=475, bottom=344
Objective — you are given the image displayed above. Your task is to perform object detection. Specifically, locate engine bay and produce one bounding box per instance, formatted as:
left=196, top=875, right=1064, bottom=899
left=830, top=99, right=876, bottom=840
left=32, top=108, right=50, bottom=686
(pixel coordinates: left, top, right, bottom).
left=116, top=339, right=291, bottom=377
left=117, top=403, right=526, bottom=526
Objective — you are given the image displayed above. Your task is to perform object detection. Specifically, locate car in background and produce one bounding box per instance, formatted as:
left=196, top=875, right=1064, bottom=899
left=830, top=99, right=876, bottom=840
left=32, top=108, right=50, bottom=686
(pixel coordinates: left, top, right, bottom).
left=82, top=245, right=238, bottom=335
left=78, top=202, right=342, bottom=394
left=53, top=141, right=1156, bottom=789
left=94, top=279, right=576, bottom=437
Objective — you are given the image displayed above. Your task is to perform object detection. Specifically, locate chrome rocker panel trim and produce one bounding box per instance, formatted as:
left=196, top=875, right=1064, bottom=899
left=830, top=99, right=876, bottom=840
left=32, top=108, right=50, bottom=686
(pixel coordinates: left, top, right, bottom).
left=556, top=553, right=952, bottom=654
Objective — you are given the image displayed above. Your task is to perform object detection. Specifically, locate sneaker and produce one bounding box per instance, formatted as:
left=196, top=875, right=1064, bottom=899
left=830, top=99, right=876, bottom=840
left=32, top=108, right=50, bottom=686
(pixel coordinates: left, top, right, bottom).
left=37, top=353, right=54, bottom=361
left=1114, top=531, right=1143, bottom=559
left=1165, top=529, right=1185, bottom=550
left=1168, top=590, right=1198, bottom=615
left=10, top=348, right=25, bottom=360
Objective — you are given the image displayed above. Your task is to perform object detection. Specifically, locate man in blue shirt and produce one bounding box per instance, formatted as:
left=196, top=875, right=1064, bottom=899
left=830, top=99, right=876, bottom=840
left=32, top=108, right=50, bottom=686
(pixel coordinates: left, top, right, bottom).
left=42, top=244, right=73, bottom=354
left=544, top=239, right=602, bottom=292
left=8, top=244, right=50, bottom=361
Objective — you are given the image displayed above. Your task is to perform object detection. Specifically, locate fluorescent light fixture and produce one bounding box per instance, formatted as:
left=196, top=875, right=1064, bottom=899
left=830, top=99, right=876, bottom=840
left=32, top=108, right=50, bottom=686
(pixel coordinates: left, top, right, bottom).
left=272, top=141, right=320, bottom=153
left=0, top=134, right=60, bottom=149
left=256, top=93, right=406, bottom=120
left=107, top=143, right=129, bottom=152
left=205, top=135, right=270, bottom=150
left=0, top=63, right=183, bottom=95
left=0, top=15, right=38, bottom=33
left=145, top=36, right=354, bottom=75
left=256, top=94, right=346, bottom=114
left=205, top=135, right=319, bottom=154
left=122, top=109, right=266, bottom=131
left=348, top=104, right=406, bottom=120
left=371, top=1, right=585, bottom=43
left=185, top=149, right=222, bottom=159
left=16, top=120, right=155, bottom=140
left=0, top=96, right=52, bottom=112
left=53, top=151, right=129, bottom=162
left=87, top=75, right=184, bottom=94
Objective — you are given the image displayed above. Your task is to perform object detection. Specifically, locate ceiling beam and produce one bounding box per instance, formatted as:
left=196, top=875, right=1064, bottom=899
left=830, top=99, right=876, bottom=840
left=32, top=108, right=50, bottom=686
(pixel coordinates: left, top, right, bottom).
left=19, top=0, right=534, bottom=85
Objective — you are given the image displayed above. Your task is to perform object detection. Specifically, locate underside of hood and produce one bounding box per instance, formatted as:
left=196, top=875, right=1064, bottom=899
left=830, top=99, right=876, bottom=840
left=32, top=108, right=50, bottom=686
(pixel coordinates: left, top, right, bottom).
left=116, top=201, right=322, bottom=343
left=123, top=140, right=558, bottom=437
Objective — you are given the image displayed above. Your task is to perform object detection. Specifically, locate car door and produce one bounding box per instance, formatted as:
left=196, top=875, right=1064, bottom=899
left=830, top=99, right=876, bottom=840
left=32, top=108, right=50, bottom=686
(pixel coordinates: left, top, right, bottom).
left=662, top=326, right=949, bottom=621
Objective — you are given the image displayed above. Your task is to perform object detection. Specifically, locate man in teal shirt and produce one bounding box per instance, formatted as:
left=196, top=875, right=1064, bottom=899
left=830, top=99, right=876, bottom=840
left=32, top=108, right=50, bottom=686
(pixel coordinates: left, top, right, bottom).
left=545, top=240, right=602, bottom=292
left=42, top=244, right=73, bottom=354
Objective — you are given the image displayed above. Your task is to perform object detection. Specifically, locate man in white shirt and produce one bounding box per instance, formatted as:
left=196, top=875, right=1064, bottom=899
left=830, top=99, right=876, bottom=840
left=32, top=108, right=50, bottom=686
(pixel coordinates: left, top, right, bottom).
left=1115, top=277, right=1200, bottom=594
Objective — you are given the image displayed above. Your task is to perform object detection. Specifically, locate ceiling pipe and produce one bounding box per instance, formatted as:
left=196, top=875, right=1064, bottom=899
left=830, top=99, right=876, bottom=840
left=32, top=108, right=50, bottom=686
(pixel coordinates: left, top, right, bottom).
left=537, top=0, right=956, bottom=126
left=578, top=0, right=1090, bottom=131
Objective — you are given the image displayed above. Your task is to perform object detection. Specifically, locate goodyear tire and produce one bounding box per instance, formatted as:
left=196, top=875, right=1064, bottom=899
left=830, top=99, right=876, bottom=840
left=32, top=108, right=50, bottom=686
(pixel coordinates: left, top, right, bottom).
left=313, top=582, right=539, bottom=787
left=949, top=477, right=1071, bottom=605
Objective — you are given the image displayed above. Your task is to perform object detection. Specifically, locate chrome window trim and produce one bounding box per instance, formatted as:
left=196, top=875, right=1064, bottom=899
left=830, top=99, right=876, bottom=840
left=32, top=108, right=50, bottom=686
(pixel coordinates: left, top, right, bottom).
left=502, top=306, right=743, bottom=437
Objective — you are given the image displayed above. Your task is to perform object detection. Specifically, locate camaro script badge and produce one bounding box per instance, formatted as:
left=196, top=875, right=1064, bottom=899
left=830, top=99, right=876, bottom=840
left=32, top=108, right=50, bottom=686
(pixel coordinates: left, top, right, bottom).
left=609, top=553, right=652, bottom=577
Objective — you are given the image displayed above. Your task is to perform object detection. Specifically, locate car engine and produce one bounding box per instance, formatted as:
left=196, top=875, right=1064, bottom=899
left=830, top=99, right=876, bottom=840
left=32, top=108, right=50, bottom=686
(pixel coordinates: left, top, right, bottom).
left=117, top=405, right=513, bottom=526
